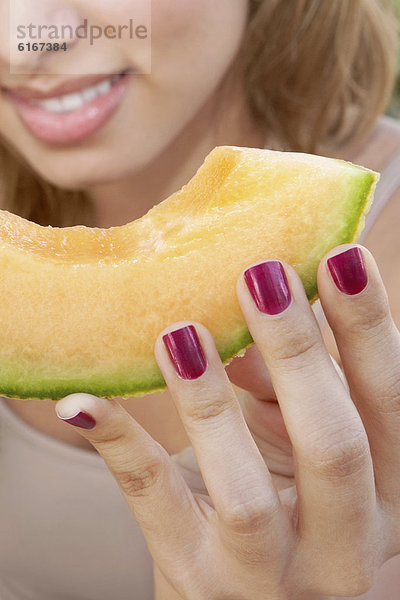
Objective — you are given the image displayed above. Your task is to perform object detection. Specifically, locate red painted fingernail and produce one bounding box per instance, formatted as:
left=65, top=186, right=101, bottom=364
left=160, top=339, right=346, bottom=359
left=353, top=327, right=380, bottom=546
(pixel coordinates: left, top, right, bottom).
left=244, top=260, right=292, bottom=315
left=327, top=247, right=368, bottom=295
left=59, top=411, right=96, bottom=429
left=163, top=325, right=207, bottom=380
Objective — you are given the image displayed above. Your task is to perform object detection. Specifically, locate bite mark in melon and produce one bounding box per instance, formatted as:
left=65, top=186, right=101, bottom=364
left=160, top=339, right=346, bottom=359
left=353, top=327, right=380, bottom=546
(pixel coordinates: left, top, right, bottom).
left=0, top=146, right=379, bottom=401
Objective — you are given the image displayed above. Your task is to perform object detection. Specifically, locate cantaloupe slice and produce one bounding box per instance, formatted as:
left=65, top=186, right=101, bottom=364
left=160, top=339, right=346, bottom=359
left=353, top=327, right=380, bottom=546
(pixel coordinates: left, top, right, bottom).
left=0, top=146, right=378, bottom=401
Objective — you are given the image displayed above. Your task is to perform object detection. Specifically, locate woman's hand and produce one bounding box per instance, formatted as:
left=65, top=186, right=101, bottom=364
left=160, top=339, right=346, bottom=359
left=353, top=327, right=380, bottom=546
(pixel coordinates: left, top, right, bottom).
left=54, top=244, right=400, bottom=600
left=224, top=298, right=344, bottom=493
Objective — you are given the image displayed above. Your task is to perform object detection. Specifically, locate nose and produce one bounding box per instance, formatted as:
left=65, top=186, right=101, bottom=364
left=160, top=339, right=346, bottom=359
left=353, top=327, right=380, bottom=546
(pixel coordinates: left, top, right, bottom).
left=3, top=0, right=81, bottom=73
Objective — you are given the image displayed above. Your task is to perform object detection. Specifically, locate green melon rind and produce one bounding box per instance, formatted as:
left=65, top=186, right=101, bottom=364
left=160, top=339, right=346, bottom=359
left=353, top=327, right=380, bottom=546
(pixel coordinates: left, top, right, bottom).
left=220, top=166, right=379, bottom=366
left=1, top=164, right=379, bottom=402
left=0, top=369, right=168, bottom=401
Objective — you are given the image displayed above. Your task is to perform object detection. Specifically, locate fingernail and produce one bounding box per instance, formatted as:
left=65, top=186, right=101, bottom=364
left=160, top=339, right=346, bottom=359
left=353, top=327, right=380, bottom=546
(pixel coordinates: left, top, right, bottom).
left=327, top=247, right=368, bottom=295
left=163, top=325, right=207, bottom=380
left=57, top=411, right=96, bottom=430
left=244, top=260, right=292, bottom=315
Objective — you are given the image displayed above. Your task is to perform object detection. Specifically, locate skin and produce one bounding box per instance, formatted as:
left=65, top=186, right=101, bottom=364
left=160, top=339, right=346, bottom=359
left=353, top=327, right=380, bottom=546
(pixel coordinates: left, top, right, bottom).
left=57, top=245, right=400, bottom=600
left=1, top=1, right=400, bottom=598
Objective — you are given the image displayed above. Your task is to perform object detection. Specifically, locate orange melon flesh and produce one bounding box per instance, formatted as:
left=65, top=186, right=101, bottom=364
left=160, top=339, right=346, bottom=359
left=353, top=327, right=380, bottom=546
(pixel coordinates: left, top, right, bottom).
left=0, top=146, right=379, bottom=401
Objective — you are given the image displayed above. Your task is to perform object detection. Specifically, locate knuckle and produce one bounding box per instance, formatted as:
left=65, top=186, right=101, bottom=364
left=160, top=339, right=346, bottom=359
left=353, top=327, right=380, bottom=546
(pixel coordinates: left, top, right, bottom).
left=116, top=454, right=163, bottom=499
left=305, top=429, right=370, bottom=481
left=183, top=386, right=236, bottom=425
left=269, top=328, right=321, bottom=372
left=221, top=496, right=278, bottom=534
left=344, top=297, right=390, bottom=339
left=94, top=429, right=127, bottom=450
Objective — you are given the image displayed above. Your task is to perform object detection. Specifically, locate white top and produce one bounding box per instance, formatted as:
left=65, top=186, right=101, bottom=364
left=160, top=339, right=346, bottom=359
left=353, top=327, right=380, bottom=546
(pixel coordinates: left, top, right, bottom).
left=1, top=119, right=400, bottom=599
left=0, top=395, right=209, bottom=600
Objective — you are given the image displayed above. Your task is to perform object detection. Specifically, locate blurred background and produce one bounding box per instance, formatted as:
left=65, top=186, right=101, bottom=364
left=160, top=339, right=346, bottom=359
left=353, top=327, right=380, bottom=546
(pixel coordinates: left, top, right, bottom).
left=388, top=0, right=400, bottom=117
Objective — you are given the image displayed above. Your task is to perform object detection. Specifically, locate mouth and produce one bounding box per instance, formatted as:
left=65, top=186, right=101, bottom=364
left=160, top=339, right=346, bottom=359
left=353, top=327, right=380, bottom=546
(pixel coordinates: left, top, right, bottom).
left=4, top=71, right=133, bottom=146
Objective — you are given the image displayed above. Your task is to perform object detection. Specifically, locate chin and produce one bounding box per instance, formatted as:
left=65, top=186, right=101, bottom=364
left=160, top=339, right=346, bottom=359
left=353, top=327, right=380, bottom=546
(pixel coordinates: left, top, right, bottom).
left=24, top=144, right=152, bottom=190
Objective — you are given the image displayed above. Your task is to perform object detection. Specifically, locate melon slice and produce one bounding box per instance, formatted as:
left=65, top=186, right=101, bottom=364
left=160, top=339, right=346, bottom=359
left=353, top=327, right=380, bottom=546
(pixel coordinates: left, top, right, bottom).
left=0, top=146, right=379, bottom=401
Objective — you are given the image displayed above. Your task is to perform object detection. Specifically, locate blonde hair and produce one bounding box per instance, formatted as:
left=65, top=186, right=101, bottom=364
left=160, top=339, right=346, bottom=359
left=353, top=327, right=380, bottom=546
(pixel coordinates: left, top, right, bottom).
left=243, top=0, right=399, bottom=154
left=0, top=0, right=398, bottom=227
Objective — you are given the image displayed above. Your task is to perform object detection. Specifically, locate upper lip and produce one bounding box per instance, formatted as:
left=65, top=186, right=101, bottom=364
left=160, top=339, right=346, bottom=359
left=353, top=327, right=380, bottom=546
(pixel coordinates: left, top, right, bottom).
left=3, top=72, right=129, bottom=101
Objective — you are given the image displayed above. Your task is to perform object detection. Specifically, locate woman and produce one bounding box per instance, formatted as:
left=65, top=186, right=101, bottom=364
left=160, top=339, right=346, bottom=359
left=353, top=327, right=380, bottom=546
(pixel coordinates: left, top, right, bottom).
left=0, top=1, right=400, bottom=598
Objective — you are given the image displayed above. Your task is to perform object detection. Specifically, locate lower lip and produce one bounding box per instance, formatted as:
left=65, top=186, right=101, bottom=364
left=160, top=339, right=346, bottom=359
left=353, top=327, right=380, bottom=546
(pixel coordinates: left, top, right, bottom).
left=8, top=75, right=131, bottom=146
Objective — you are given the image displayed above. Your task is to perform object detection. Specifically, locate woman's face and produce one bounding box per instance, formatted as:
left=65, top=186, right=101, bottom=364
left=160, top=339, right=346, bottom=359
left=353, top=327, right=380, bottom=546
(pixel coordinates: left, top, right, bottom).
left=0, top=0, right=249, bottom=189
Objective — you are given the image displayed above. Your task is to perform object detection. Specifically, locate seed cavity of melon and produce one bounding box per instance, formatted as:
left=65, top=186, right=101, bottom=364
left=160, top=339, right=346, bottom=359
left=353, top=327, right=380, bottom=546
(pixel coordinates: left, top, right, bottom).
left=0, top=146, right=379, bottom=401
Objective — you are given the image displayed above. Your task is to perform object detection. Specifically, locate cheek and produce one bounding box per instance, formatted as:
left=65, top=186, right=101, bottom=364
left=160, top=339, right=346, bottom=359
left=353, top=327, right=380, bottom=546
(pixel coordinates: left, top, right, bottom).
left=149, top=0, right=249, bottom=90
left=80, top=0, right=148, bottom=21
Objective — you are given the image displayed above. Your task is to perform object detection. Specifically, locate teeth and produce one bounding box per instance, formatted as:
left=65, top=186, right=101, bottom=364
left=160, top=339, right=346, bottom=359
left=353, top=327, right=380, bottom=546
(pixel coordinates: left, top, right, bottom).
left=61, top=92, right=85, bottom=112
left=34, top=75, right=123, bottom=114
left=96, top=79, right=111, bottom=96
left=39, top=97, right=65, bottom=114
left=81, top=86, right=98, bottom=103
